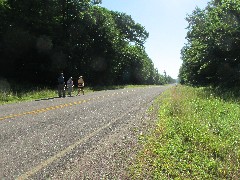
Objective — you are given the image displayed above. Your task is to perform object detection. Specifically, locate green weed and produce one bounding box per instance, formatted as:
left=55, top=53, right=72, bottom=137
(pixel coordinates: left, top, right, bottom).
left=130, top=85, right=240, bottom=179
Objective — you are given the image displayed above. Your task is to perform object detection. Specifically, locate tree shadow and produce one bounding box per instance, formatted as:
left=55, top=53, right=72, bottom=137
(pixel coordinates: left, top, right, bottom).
left=89, top=85, right=126, bottom=91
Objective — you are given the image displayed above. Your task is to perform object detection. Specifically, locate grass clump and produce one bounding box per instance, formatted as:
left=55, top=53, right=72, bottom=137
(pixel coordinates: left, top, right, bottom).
left=130, top=85, right=240, bottom=179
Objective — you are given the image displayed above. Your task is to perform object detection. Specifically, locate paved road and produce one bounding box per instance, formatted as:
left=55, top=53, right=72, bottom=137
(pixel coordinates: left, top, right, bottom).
left=0, top=86, right=168, bottom=179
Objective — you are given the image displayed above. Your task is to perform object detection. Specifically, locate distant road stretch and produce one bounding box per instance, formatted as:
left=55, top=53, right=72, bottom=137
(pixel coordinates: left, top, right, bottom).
left=0, top=86, right=169, bottom=179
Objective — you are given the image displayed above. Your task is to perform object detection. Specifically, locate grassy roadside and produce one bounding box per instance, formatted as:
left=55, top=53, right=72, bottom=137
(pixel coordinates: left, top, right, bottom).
left=0, top=88, right=91, bottom=105
left=130, top=85, right=240, bottom=179
left=0, top=84, right=153, bottom=105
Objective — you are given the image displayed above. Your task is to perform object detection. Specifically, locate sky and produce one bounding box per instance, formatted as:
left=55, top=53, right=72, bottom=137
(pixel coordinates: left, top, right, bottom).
left=100, top=0, right=210, bottom=79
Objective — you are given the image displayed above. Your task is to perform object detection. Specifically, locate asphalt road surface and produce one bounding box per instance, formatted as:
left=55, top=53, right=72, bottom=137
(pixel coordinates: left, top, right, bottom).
left=0, top=86, right=168, bottom=179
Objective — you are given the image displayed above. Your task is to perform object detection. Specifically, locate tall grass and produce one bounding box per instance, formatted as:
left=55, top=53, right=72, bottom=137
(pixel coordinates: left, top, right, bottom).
left=130, top=85, right=240, bottom=179
left=0, top=88, right=57, bottom=104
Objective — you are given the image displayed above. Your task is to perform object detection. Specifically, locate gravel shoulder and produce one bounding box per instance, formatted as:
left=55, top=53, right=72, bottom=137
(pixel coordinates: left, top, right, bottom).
left=51, top=94, right=159, bottom=179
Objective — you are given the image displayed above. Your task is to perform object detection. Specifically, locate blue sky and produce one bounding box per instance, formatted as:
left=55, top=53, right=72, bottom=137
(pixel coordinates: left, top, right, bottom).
left=101, top=0, right=210, bottom=79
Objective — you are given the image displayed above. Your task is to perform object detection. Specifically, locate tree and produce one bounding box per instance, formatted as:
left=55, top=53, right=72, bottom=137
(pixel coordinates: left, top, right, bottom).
left=0, top=0, right=167, bottom=86
left=111, top=11, right=149, bottom=47
left=180, top=0, right=240, bottom=87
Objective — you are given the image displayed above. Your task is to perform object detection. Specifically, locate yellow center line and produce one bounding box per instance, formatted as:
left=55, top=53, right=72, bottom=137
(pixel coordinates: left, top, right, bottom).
left=0, top=90, right=131, bottom=121
left=16, top=101, right=134, bottom=180
left=17, top=125, right=106, bottom=180
left=6, top=116, right=14, bottom=119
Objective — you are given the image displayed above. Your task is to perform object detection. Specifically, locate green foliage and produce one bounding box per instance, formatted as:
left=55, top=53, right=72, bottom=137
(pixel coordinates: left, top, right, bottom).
left=180, top=0, right=240, bottom=87
left=0, top=0, right=168, bottom=86
left=130, top=85, right=240, bottom=179
left=110, top=11, right=149, bottom=47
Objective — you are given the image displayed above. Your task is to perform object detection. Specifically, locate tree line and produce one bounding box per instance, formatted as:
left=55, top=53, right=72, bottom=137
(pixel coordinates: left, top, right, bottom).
left=0, top=0, right=174, bottom=87
left=179, top=0, right=240, bottom=88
